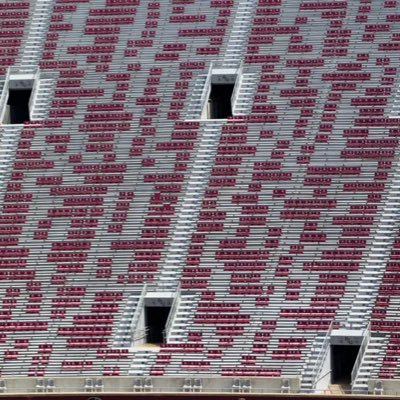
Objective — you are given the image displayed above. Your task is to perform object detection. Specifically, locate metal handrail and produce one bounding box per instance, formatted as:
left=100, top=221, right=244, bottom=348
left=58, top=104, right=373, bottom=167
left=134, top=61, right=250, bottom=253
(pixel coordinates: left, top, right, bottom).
left=133, top=327, right=149, bottom=342
left=231, top=61, right=243, bottom=113
left=351, top=322, right=371, bottom=386
left=310, top=322, right=333, bottom=390
left=314, top=370, right=332, bottom=388
left=28, top=68, right=40, bottom=116
left=199, top=62, right=214, bottom=118
left=164, top=285, right=181, bottom=342
left=130, top=284, right=147, bottom=344
left=0, top=68, right=11, bottom=123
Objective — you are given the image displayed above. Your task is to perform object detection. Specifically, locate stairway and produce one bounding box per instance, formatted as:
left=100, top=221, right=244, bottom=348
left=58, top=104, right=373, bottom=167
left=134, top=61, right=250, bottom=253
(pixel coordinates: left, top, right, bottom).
left=112, top=291, right=145, bottom=348
left=183, top=0, right=256, bottom=120
left=30, top=78, right=54, bottom=120
left=186, top=73, right=209, bottom=120
left=232, top=73, right=257, bottom=115
left=166, top=294, right=198, bottom=342
left=129, top=349, right=159, bottom=376
left=21, top=0, right=54, bottom=70
left=301, top=333, right=330, bottom=392
left=0, top=126, right=23, bottom=187
left=223, top=0, right=255, bottom=67
left=345, top=165, right=400, bottom=328
left=389, top=82, right=400, bottom=118
left=157, top=122, right=224, bottom=290
left=352, top=335, right=387, bottom=393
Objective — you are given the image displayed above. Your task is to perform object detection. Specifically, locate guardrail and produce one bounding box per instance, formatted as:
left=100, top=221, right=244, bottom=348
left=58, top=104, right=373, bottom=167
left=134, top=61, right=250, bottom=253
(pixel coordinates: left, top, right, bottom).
left=164, top=285, right=180, bottom=342
left=0, top=68, right=10, bottom=123
left=310, top=322, right=334, bottom=390
left=351, top=322, right=371, bottom=386
left=199, top=62, right=214, bottom=119
left=231, top=61, right=243, bottom=113
left=130, top=284, right=147, bottom=345
left=28, top=68, right=40, bottom=116
left=133, top=326, right=148, bottom=342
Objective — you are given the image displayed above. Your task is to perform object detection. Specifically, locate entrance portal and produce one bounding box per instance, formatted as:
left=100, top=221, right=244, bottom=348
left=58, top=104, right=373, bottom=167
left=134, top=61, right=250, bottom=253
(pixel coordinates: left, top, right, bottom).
left=145, top=306, right=171, bottom=344
left=7, top=89, right=32, bottom=124
left=331, top=345, right=360, bottom=384
left=207, top=83, right=234, bottom=119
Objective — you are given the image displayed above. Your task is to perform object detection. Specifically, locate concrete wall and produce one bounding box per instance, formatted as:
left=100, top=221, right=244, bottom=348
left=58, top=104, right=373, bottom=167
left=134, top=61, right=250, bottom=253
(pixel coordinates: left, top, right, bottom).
left=369, top=379, right=400, bottom=396
left=315, top=347, right=331, bottom=392
left=134, top=305, right=146, bottom=346
left=0, top=376, right=300, bottom=395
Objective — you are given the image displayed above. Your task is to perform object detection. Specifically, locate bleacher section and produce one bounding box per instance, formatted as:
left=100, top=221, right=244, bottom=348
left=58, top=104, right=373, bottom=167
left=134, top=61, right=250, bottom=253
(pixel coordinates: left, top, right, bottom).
left=0, top=0, right=400, bottom=394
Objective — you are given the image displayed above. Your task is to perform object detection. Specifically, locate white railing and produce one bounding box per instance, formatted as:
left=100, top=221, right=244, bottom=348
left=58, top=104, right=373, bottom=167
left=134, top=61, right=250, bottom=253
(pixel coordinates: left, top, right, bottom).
left=231, top=61, right=243, bottom=113
left=133, top=327, right=149, bottom=342
left=199, top=62, right=214, bottom=119
left=28, top=68, right=40, bottom=116
left=164, top=285, right=181, bottom=342
left=351, top=322, right=371, bottom=386
left=8, top=66, right=35, bottom=75
left=0, top=69, right=10, bottom=124
left=130, top=284, right=147, bottom=345
left=310, top=322, right=334, bottom=390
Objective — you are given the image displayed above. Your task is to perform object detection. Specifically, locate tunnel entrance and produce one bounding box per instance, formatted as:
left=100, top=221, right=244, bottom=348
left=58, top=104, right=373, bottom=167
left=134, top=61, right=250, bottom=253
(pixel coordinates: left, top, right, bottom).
left=5, top=88, right=32, bottom=124
left=207, top=83, right=234, bottom=119
left=2, top=84, right=33, bottom=124
left=145, top=306, right=171, bottom=344
left=331, top=345, right=360, bottom=384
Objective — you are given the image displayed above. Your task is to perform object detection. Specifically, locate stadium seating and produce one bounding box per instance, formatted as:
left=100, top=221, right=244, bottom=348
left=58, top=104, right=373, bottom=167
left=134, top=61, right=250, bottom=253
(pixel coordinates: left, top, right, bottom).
left=0, top=0, right=400, bottom=393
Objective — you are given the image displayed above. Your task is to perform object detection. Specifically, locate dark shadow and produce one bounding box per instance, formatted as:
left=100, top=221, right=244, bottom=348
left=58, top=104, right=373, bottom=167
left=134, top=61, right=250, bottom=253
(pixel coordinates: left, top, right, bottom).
left=331, top=345, right=360, bottom=384
left=7, top=89, right=32, bottom=124
left=208, top=83, right=234, bottom=119
left=145, top=306, right=171, bottom=344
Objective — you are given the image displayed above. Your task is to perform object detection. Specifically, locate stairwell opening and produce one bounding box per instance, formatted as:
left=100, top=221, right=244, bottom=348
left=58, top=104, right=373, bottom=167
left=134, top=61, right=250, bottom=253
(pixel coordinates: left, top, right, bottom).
left=144, top=305, right=171, bottom=344
left=207, top=82, right=234, bottom=119
left=132, top=292, right=177, bottom=348
left=331, top=345, right=360, bottom=384
left=2, top=79, right=34, bottom=124
left=6, top=89, right=32, bottom=124
left=200, top=69, right=239, bottom=120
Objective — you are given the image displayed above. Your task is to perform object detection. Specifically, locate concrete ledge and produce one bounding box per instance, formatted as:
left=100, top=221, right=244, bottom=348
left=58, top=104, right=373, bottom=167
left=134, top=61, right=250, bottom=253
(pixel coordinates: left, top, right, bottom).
left=0, top=377, right=299, bottom=395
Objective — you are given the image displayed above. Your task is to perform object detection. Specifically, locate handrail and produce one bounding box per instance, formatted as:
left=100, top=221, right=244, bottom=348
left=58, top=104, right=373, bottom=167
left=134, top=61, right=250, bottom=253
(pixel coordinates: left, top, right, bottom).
left=351, top=322, right=371, bottom=386
left=8, top=66, right=36, bottom=75
left=164, top=285, right=181, bottom=342
left=310, top=322, right=333, bottom=390
left=314, top=370, right=332, bottom=387
left=133, top=327, right=149, bottom=342
left=0, top=68, right=11, bottom=123
left=130, top=284, right=147, bottom=345
left=231, top=61, right=243, bottom=113
left=28, top=68, right=40, bottom=116
left=199, top=62, right=214, bottom=119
